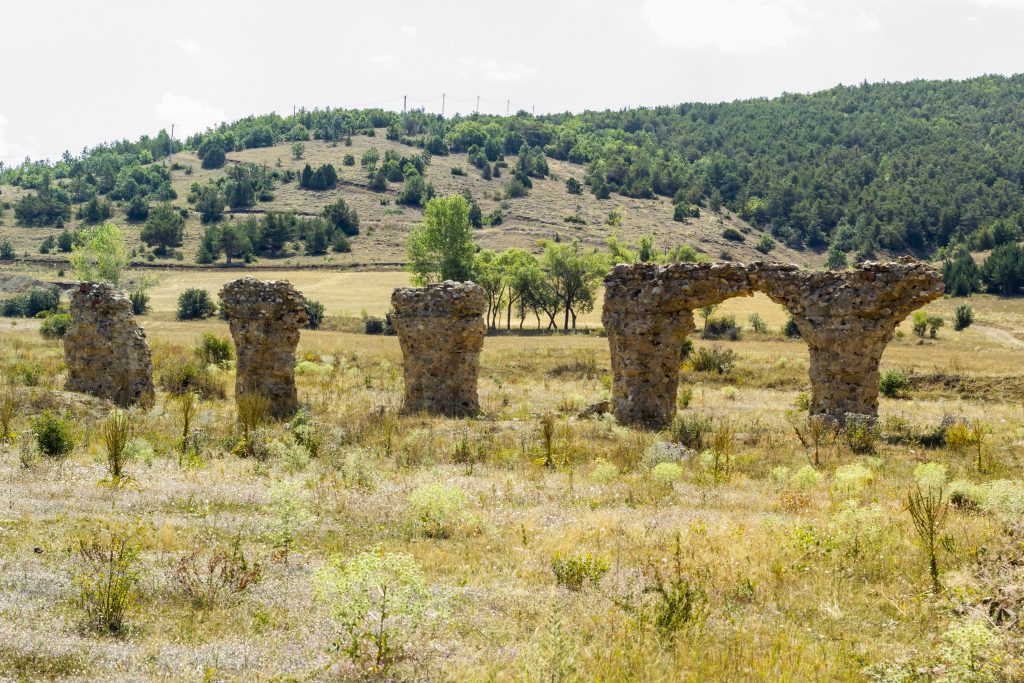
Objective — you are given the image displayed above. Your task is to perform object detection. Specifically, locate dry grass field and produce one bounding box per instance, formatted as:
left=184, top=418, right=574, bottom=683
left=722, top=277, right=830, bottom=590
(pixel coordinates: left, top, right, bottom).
left=2, top=270, right=1024, bottom=681
left=0, top=131, right=820, bottom=272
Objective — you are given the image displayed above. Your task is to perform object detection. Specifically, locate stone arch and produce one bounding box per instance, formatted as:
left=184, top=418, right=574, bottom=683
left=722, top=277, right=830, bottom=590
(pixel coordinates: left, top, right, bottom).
left=602, top=258, right=943, bottom=428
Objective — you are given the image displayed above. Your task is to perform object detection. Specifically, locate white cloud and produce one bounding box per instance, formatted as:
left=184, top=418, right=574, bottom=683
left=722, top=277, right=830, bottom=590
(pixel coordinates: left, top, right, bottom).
left=154, top=94, right=225, bottom=136
left=172, top=37, right=201, bottom=54
left=0, top=114, right=35, bottom=166
left=961, top=0, right=1024, bottom=9
left=459, top=58, right=536, bottom=83
left=642, top=0, right=803, bottom=52
left=398, top=24, right=418, bottom=36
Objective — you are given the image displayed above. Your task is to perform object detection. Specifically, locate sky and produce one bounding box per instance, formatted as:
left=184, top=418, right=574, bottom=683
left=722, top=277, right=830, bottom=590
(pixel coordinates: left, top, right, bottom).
left=1, top=0, right=1023, bottom=166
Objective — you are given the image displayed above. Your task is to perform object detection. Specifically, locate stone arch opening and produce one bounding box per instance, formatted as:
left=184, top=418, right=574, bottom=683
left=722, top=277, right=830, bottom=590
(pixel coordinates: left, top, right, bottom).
left=602, top=258, right=943, bottom=429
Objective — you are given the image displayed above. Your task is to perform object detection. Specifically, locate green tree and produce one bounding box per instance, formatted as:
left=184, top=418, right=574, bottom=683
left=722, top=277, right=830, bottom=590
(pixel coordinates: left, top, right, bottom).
left=566, top=177, right=581, bottom=195
left=140, top=203, right=185, bottom=255
left=196, top=185, right=224, bottom=223
left=219, top=224, right=252, bottom=264
left=826, top=248, right=848, bottom=271
left=71, top=223, right=129, bottom=285
left=542, top=239, right=606, bottom=331
left=942, top=245, right=980, bottom=297
left=981, top=242, right=1024, bottom=295
left=291, top=142, right=305, bottom=160
left=405, top=194, right=476, bottom=284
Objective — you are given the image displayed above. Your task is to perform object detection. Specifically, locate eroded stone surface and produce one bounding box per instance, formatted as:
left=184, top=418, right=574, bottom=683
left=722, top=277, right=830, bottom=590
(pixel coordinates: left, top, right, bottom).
left=219, top=277, right=307, bottom=417
left=391, top=281, right=486, bottom=416
left=64, top=282, right=154, bottom=407
left=602, top=258, right=943, bottom=427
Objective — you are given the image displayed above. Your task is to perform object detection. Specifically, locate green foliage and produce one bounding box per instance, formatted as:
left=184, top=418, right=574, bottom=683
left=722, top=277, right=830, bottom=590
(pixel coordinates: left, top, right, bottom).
left=299, top=163, right=337, bottom=191
left=72, top=533, right=139, bottom=634
left=690, top=345, right=736, bottom=374
left=565, top=176, right=581, bottom=195
left=141, top=203, right=185, bottom=255
left=195, top=185, right=224, bottom=223
left=671, top=414, right=711, bottom=449
left=673, top=202, right=700, bottom=221
left=832, top=463, right=875, bottom=499
left=194, top=332, right=233, bottom=366
left=129, top=288, right=149, bottom=315
left=721, top=227, right=744, bottom=242
left=177, top=288, right=217, bottom=320
left=651, top=461, right=683, bottom=486
left=14, top=184, right=71, bottom=227
left=826, top=248, right=848, bottom=271
left=942, top=245, right=980, bottom=296
left=70, top=223, right=129, bottom=285
left=407, top=483, right=474, bottom=538
left=316, top=551, right=429, bottom=676
left=268, top=480, right=312, bottom=558
left=551, top=553, right=608, bottom=591
left=2, top=286, right=59, bottom=317
left=39, top=312, right=71, bottom=339
left=788, top=465, right=822, bottom=491
left=643, top=535, right=706, bottom=642
left=0, top=239, right=13, bottom=260
left=31, top=410, right=76, bottom=458
left=322, top=196, right=360, bottom=236
left=405, top=194, right=476, bottom=284
left=783, top=317, right=801, bottom=338
left=843, top=416, right=880, bottom=454
left=981, top=242, right=1024, bottom=294
left=76, top=196, right=113, bottom=224
left=953, top=304, right=974, bottom=331
left=703, top=315, right=741, bottom=340
left=879, top=369, right=910, bottom=398
left=304, top=299, right=325, bottom=329
left=291, top=141, right=305, bottom=160
left=748, top=312, right=768, bottom=333
left=101, top=410, right=132, bottom=483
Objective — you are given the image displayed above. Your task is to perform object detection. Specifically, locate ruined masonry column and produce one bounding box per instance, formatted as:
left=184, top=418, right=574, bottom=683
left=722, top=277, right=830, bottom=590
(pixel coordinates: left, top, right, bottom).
left=64, top=281, right=155, bottom=408
left=749, top=258, right=945, bottom=420
left=391, top=281, right=486, bottom=416
left=219, top=277, right=308, bottom=418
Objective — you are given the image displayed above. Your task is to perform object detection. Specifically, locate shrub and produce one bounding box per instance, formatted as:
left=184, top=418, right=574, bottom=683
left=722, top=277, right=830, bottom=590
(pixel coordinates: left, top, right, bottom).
left=172, top=540, right=263, bottom=609
left=551, top=553, right=608, bottom=591
left=177, top=288, right=217, bottom=320
left=748, top=312, right=768, bottom=333
left=505, top=177, right=528, bottom=198
left=315, top=551, right=429, bottom=676
left=159, top=360, right=226, bottom=399
left=343, top=154, right=355, bottom=166
left=101, top=410, right=132, bottom=483
left=832, top=463, right=874, bottom=499
left=651, top=462, right=683, bottom=486
left=673, top=202, right=700, bottom=221
left=940, top=619, right=1003, bottom=681
left=953, top=304, right=974, bottom=331
left=129, top=288, right=149, bottom=315
left=566, top=177, right=581, bottom=195
left=913, top=462, right=947, bottom=494
left=690, top=346, right=736, bottom=374
left=843, top=415, right=880, bottom=454
left=194, top=332, right=233, bottom=366
left=755, top=235, right=775, bottom=254
left=783, top=317, right=801, bottom=338
left=722, top=227, right=745, bottom=242
left=408, top=483, right=474, bottom=538
left=703, top=315, right=741, bottom=340
left=0, top=239, right=14, bottom=259
left=879, top=369, right=910, bottom=398
left=268, top=480, right=313, bottom=559
left=590, top=459, right=618, bottom=482
left=72, top=533, right=138, bottom=634
left=31, top=410, right=76, bottom=458
left=305, top=299, right=325, bottom=330
left=671, top=414, right=711, bottom=449
left=2, top=286, right=59, bottom=317
left=788, top=465, right=822, bottom=491
left=40, top=312, right=71, bottom=339
left=644, top=535, right=706, bottom=642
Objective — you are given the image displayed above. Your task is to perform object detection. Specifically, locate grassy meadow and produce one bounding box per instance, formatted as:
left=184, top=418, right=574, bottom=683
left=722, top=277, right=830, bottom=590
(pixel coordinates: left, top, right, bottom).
left=1, top=272, right=1023, bottom=681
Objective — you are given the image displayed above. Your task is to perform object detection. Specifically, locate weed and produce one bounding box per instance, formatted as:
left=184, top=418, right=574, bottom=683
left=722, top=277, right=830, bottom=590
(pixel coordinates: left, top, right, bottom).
left=72, top=533, right=139, bottom=635
left=551, top=553, right=609, bottom=591
left=31, top=410, right=75, bottom=459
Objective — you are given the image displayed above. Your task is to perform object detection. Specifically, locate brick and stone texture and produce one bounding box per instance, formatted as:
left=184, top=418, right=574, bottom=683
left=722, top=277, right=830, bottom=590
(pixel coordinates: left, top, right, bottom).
left=219, top=277, right=308, bottom=418
left=602, top=258, right=943, bottom=428
left=391, top=281, right=486, bottom=416
left=64, top=281, right=154, bottom=407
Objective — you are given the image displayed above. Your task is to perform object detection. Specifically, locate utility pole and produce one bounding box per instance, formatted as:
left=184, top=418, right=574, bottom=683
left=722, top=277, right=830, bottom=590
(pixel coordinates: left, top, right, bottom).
left=441, top=92, right=445, bottom=118
left=476, top=95, right=480, bottom=114
left=532, top=105, right=535, bottom=116
left=403, top=95, right=407, bottom=114
left=293, top=105, right=296, bottom=117
left=169, top=124, right=174, bottom=158
left=506, top=99, right=510, bottom=116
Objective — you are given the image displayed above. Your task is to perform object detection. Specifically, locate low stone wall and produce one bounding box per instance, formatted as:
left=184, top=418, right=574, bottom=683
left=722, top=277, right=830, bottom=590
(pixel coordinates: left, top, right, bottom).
left=391, top=281, right=486, bottom=416
left=602, top=258, right=944, bottom=428
left=219, top=277, right=308, bottom=418
left=64, top=282, right=154, bottom=407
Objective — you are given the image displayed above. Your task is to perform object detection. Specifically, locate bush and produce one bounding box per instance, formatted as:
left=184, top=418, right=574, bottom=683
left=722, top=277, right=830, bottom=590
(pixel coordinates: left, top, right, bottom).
left=0, top=239, right=13, bottom=260
left=722, top=227, right=745, bottom=242
left=194, top=332, right=233, bottom=366
left=879, top=369, right=910, bottom=398
left=407, top=483, right=474, bottom=538
left=748, top=312, right=768, bottom=333
left=755, top=235, right=775, bottom=254
left=31, top=410, right=76, bottom=458
left=551, top=553, right=608, bottom=591
left=505, top=178, right=528, bottom=198
left=566, top=177, right=582, bottom=195
left=159, top=359, right=226, bottom=399
left=40, top=312, right=71, bottom=339
left=953, top=304, right=974, bottom=331
left=129, top=288, right=149, bottom=315
left=305, top=299, right=325, bottom=330
left=690, top=346, right=736, bottom=374
left=671, top=414, right=712, bottom=449
left=673, top=202, right=700, bottom=221
left=832, top=463, right=874, bottom=499
left=703, top=315, right=741, bottom=340
left=177, top=288, right=217, bottom=320
left=844, top=415, right=880, bottom=454
left=652, top=461, right=683, bottom=486
left=315, top=551, right=428, bottom=676
left=788, top=465, right=822, bottom=490
left=783, top=317, right=801, bottom=339
left=173, top=540, right=263, bottom=609
left=72, top=533, right=139, bottom=634
left=343, top=154, right=355, bottom=166
left=2, top=286, right=59, bottom=317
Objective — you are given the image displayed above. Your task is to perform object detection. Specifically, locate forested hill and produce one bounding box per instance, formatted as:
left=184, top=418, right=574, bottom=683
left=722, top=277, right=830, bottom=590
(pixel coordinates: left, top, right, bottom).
left=4, top=74, right=1024, bottom=258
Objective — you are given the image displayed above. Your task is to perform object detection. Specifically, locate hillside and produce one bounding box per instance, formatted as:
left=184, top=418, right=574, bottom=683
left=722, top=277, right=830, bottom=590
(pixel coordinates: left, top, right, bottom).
left=0, top=133, right=802, bottom=269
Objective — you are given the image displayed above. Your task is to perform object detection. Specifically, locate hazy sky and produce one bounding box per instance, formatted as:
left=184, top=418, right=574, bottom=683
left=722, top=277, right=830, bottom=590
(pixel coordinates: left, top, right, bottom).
left=2, top=0, right=1023, bottom=166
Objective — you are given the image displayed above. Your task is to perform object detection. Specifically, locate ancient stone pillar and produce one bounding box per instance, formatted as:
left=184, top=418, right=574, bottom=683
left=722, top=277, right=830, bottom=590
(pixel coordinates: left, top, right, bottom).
left=64, top=282, right=155, bottom=407
left=602, top=263, right=753, bottom=428
left=391, top=281, right=486, bottom=416
left=750, top=258, right=944, bottom=420
left=219, top=277, right=308, bottom=418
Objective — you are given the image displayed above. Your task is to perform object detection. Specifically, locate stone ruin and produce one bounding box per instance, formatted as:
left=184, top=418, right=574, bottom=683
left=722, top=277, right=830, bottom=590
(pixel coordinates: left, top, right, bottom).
left=219, top=277, right=308, bottom=418
left=391, top=281, right=486, bottom=416
left=64, top=282, right=155, bottom=407
left=603, top=257, right=944, bottom=428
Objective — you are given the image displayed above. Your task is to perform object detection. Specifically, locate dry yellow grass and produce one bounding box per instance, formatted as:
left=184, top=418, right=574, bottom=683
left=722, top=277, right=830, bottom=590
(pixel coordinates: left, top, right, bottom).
left=0, top=275, right=1023, bottom=680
